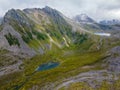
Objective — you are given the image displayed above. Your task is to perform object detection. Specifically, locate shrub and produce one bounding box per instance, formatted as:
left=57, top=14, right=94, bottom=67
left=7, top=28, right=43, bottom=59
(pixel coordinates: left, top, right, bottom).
left=5, top=33, right=20, bottom=47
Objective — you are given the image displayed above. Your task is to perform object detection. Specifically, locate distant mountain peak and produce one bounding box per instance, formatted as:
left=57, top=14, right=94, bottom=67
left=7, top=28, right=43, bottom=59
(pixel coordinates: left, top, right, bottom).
left=3, top=9, right=19, bottom=23
left=78, top=14, right=89, bottom=20
left=73, top=14, right=95, bottom=24
left=3, top=8, right=31, bottom=27
left=42, top=6, right=58, bottom=13
left=44, top=6, right=53, bottom=9
left=42, top=6, right=55, bottom=12
left=99, top=19, right=120, bottom=25
left=23, top=8, right=41, bottom=13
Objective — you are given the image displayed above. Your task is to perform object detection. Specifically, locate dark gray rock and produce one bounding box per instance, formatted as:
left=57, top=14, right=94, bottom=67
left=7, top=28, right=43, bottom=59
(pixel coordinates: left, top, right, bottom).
left=3, top=9, right=31, bottom=27
left=0, top=24, right=36, bottom=57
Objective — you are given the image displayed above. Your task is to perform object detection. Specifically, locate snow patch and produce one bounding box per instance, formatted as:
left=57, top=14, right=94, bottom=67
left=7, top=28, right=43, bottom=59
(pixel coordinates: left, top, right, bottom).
left=94, top=32, right=111, bottom=36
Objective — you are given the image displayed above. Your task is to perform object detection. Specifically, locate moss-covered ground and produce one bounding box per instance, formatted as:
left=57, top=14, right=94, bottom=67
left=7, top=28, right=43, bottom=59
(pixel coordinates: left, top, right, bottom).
left=0, top=35, right=120, bottom=90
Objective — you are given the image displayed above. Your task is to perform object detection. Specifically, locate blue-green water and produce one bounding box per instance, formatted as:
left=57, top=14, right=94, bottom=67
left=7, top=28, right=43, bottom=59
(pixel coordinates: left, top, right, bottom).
left=36, top=62, right=59, bottom=71
left=12, top=62, right=59, bottom=90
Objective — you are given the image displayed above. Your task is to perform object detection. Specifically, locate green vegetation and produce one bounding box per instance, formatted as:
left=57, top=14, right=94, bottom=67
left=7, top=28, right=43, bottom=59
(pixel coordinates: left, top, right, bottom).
left=2, top=46, right=105, bottom=90
left=32, top=30, right=48, bottom=40
left=5, top=33, right=20, bottom=46
left=0, top=42, right=106, bottom=90
left=1, top=7, right=120, bottom=90
left=74, top=33, right=88, bottom=44
left=0, top=31, right=113, bottom=90
left=44, top=14, right=73, bottom=42
left=22, top=35, right=31, bottom=43
left=45, top=23, right=64, bottom=41
left=28, top=39, right=41, bottom=50
left=0, top=71, right=24, bottom=90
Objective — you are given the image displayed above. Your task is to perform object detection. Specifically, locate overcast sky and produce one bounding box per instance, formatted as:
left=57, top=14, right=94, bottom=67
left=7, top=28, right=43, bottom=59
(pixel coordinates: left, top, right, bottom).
left=0, top=0, right=120, bottom=21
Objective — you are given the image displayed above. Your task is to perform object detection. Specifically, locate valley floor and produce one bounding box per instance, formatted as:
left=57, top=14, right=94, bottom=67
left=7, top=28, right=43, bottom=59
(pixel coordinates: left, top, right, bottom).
left=1, top=38, right=120, bottom=90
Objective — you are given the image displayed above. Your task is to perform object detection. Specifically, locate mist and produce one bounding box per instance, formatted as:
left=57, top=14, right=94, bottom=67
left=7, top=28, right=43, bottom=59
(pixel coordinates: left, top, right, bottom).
left=0, top=0, right=120, bottom=21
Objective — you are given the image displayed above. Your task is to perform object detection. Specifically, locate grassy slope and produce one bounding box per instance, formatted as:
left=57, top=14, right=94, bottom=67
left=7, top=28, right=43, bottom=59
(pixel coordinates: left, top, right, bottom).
left=0, top=36, right=107, bottom=90
left=1, top=20, right=120, bottom=89
left=20, top=49, right=106, bottom=90
left=1, top=34, right=120, bottom=90
left=1, top=9, right=120, bottom=90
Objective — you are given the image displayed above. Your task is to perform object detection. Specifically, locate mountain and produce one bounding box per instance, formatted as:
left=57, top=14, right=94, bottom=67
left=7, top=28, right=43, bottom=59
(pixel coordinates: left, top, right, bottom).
left=100, top=19, right=120, bottom=25
left=0, top=7, right=98, bottom=89
left=73, top=14, right=96, bottom=24
left=73, top=14, right=120, bottom=33
left=1, top=6, right=120, bottom=90
left=73, top=14, right=103, bottom=32
left=0, top=6, right=94, bottom=76
left=0, top=6, right=95, bottom=58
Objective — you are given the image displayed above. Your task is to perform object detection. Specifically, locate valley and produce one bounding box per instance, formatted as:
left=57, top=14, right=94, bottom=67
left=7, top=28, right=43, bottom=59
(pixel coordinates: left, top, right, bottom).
left=0, top=6, right=120, bottom=90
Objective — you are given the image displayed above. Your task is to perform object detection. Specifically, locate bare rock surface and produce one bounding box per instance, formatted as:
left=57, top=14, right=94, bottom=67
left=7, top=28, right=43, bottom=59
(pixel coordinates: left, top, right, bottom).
left=0, top=24, right=36, bottom=57
left=0, top=60, right=22, bottom=76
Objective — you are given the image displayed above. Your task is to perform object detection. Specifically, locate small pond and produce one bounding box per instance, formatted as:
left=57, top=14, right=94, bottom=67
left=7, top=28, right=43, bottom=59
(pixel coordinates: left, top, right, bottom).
left=36, top=62, right=59, bottom=71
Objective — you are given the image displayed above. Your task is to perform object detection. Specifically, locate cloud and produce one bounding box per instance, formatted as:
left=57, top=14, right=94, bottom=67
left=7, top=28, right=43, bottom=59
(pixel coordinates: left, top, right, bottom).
left=0, top=0, right=120, bottom=21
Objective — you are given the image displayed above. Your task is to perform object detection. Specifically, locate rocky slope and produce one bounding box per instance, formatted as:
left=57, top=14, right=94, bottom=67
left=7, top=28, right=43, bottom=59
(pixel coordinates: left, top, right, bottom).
left=0, top=6, right=93, bottom=77
left=0, top=7, right=91, bottom=57
left=55, top=46, right=120, bottom=90
left=1, top=6, right=120, bottom=90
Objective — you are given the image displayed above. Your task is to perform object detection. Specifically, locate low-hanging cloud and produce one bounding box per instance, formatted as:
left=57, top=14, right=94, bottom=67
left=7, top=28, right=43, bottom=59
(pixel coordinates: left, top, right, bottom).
left=0, top=0, right=120, bottom=21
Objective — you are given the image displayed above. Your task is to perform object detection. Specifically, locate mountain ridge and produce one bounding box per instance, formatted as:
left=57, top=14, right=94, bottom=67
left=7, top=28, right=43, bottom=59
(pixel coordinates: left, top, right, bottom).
left=73, top=14, right=96, bottom=24
left=1, top=6, right=120, bottom=90
left=0, top=7, right=92, bottom=57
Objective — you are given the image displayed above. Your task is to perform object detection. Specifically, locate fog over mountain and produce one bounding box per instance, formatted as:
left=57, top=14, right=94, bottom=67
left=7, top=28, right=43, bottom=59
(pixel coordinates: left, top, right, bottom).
left=0, top=0, right=120, bottom=21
